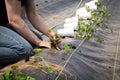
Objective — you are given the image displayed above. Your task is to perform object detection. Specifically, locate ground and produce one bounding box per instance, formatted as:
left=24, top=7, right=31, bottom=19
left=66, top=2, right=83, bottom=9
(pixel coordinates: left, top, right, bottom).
left=1, top=0, right=120, bottom=80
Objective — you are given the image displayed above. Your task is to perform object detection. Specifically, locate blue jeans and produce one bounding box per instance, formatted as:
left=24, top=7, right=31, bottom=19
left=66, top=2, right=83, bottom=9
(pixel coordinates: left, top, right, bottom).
left=0, top=26, right=42, bottom=66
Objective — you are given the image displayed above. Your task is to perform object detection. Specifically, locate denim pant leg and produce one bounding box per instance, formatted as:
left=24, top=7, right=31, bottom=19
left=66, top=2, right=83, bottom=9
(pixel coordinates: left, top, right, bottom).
left=0, top=26, right=33, bottom=66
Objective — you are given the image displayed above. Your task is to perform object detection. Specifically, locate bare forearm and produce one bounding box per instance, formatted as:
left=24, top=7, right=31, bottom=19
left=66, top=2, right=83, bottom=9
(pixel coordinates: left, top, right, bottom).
left=28, top=14, right=51, bottom=37
left=10, top=18, right=41, bottom=46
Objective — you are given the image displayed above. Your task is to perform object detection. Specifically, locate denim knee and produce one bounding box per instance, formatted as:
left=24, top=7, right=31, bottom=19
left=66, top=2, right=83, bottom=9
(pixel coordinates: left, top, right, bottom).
left=13, top=41, right=34, bottom=56
left=0, top=26, right=34, bottom=56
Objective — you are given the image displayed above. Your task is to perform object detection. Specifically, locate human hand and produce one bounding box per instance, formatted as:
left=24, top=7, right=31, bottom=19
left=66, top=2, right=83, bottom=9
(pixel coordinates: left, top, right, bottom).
left=47, top=30, right=62, bottom=50
left=49, top=33, right=62, bottom=50
left=48, top=31, right=56, bottom=40
left=38, top=41, right=51, bottom=48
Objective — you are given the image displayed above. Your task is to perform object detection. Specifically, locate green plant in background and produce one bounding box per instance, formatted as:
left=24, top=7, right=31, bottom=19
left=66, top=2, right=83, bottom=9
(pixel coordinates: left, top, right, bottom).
left=87, top=1, right=110, bottom=26
left=77, top=20, right=95, bottom=40
left=77, top=1, right=110, bottom=43
left=96, top=18, right=104, bottom=26
left=0, top=65, right=36, bottom=80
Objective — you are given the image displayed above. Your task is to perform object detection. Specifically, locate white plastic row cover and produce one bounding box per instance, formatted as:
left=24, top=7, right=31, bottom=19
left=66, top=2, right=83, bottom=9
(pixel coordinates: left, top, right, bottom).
left=64, top=22, right=78, bottom=30
left=65, top=16, right=78, bottom=23
left=85, top=0, right=98, bottom=10
left=76, top=7, right=92, bottom=19
left=57, top=16, right=79, bottom=37
left=76, top=0, right=99, bottom=19
left=64, top=16, right=78, bottom=30
left=57, top=28, right=75, bottom=37
left=76, top=7, right=88, bottom=15
left=57, top=0, right=99, bottom=37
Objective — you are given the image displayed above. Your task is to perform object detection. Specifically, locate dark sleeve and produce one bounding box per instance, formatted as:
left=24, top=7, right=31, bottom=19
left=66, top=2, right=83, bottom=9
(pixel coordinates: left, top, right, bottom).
left=0, top=0, right=8, bottom=26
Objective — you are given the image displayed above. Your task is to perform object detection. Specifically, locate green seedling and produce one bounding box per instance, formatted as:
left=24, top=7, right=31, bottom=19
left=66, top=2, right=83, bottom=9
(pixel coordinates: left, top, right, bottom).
left=96, top=19, right=104, bottom=26
left=86, top=34, right=93, bottom=40
left=33, top=48, right=42, bottom=53
left=50, top=33, right=61, bottom=50
left=37, top=62, right=43, bottom=69
left=30, top=54, right=43, bottom=63
left=11, top=65, right=19, bottom=70
left=96, top=36, right=104, bottom=43
left=15, top=73, right=26, bottom=80
left=77, top=20, right=95, bottom=40
left=63, top=45, right=71, bottom=51
left=48, top=29, right=61, bottom=50
left=30, top=56, right=37, bottom=63
left=47, top=66, right=54, bottom=73
left=0, top=65, right=36, bottom=80
left=77, top=2, right=109, bottom=42
left=95, top=1, right=101, bottom=7
left=30, top=53, right=55, bottom=73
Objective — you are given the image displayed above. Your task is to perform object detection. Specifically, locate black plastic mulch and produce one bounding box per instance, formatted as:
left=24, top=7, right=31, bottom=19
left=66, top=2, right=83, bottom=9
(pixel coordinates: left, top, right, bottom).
left=5, top=0, right=120, bottom=80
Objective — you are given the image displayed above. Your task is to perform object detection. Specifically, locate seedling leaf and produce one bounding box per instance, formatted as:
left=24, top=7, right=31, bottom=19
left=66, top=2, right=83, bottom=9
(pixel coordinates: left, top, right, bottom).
left=63, top=45, right=71, bottom=51
left=47, top=67, right=54, bottom=73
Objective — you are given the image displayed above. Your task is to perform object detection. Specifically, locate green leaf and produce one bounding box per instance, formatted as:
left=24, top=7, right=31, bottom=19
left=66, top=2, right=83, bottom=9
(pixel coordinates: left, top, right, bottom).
left=30, top=56, right=36, bottom=62
left=4, top=70, right=13, bottom=80
left=63, top=45, right=71, bottom=51
left=47, top=67, right=54, bottom=73
left=27, top=76, right=36, bottom=80
left=37, top=62, right=43, bottom=69
left=15, top=73, right=26, bottom=80
left=95, top=2, right=101, bottom=7
left=96, top=36, right=104, bottom=43
left=90, top=28, right=95, bottom=33
left=0, top=75, right=4, bottom=80
left=86, top=25, right=90, bottom=31
left=11, top=65, right=19, bottom=70
left=86, top=34, right=92, bottom=40
left=97, top=19, right=104, bottom=26
left=35, top=48, right=42, bottom=52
